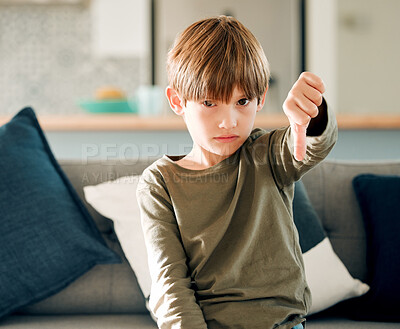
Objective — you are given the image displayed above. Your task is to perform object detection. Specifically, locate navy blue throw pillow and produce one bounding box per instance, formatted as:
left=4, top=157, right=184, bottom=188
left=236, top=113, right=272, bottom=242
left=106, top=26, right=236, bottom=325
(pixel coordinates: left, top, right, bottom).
left=0, top=107, right=120, bottom=319
left=352, top=174, right=400, bottom=322
left=293, top=181, right=326, bottom=253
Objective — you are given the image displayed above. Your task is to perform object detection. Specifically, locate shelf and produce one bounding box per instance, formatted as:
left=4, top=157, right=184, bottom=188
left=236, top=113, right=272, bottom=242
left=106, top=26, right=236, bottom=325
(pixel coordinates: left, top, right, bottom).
left=0, top=113, right=289, bottom=131
left=333, top=114, right=400, bottom=130
left=0, top=113, right=399, bottom=131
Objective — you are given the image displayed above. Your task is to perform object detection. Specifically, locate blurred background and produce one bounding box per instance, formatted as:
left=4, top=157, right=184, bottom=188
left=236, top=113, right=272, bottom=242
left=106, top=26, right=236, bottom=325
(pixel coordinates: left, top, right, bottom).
left=0, top=0, right=399, bottom=160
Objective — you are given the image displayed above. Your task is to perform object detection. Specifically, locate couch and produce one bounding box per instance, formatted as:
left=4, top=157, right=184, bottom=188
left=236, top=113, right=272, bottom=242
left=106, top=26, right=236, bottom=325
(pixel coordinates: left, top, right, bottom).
left=1, top=157, right=399, bottom=329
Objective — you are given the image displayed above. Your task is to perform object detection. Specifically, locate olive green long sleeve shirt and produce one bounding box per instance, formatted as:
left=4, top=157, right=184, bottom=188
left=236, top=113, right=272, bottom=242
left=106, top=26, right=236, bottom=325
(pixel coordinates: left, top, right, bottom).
left=137, top=108, right=337, bottom=329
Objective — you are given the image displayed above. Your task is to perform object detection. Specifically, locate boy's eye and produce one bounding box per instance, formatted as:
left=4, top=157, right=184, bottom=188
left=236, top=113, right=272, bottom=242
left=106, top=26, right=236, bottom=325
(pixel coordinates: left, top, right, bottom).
left=237, top=98, right=250, bottom=106
left=202, top=100, right=216, bottom=107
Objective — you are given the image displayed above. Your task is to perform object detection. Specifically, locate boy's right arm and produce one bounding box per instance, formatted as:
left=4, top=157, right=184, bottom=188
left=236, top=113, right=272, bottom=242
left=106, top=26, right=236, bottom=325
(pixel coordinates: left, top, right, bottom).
left=136, top=182, right=208, bottom=329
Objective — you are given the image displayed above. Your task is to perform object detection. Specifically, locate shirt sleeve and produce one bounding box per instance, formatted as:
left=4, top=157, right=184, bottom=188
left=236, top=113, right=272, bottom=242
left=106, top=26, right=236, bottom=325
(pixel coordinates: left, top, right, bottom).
left=262, top=103, right=338, bottom=189
left=136, top=174, right=208, bottom=329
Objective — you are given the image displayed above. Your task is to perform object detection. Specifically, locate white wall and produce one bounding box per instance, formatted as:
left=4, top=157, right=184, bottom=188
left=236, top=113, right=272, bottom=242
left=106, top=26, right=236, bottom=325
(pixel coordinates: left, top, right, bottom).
left=306, top=0, right=338, bottom=112
left=306, top=0, right=400, bottom=114
left=337, top=0, right=400, bottom=114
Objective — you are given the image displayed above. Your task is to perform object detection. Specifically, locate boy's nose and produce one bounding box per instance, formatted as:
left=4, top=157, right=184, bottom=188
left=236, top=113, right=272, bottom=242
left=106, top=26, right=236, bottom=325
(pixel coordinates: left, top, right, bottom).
left=218, top=111, right=237, bottom=129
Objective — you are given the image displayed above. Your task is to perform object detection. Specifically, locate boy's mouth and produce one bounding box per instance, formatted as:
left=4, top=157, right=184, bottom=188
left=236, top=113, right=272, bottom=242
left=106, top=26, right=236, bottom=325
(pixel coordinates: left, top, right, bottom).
left=214, top=134, right=239, bottom=143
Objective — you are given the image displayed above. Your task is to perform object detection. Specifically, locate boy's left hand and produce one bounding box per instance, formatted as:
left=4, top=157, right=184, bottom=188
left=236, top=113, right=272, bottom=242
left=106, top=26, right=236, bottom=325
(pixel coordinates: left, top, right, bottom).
left=283, top=72, right=325, bottom=161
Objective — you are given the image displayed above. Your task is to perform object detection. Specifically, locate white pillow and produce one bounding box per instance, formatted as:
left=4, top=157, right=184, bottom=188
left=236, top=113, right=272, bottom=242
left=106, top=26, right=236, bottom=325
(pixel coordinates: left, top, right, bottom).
left=83, top=175, right=151, bottom=298
left=83, top=176, right=369, bottom=315
left=303, top=237, right=369, bottom=314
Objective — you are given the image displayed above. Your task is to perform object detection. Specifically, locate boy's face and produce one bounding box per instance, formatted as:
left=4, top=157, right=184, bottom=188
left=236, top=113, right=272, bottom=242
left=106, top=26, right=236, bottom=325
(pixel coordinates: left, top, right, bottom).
left=167, top=86, right=266, bottom=163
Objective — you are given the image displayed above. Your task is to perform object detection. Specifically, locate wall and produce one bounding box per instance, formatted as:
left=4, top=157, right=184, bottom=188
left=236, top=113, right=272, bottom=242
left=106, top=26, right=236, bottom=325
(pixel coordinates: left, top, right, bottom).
left=337, top=0, right=400, bottom=114
left=307, top=0, right=400, bottom=115
left=45, top=129, right=400, bottom=162
left=0, top=3, right=146, bottom=115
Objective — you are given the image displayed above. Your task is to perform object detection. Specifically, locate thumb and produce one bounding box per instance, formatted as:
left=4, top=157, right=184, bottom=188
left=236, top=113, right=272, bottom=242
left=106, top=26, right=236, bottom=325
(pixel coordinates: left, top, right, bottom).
left=292, top=123, right=308, bottom=161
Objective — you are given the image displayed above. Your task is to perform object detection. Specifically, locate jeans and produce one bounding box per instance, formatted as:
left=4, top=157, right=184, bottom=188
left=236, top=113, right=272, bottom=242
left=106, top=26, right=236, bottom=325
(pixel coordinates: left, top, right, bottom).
left=292, top=324, right=304, bottom=329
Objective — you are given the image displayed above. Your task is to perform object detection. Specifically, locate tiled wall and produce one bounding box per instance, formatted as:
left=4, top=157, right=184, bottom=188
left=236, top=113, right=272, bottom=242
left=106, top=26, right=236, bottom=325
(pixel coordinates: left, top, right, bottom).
left=0, top=4, right=147, bottom=115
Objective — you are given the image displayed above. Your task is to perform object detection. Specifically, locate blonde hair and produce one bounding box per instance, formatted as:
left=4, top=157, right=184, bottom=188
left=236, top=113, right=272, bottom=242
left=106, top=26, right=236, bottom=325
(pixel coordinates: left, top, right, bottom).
left=167, top=16, right=270, bottom=105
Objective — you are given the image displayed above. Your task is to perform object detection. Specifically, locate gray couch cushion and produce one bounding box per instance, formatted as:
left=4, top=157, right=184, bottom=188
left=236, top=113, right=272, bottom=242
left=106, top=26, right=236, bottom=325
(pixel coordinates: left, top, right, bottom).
left=302, top=160, right=400, bottom=282
left=307, top=317, right=400, bottom=328
left=0, top=314, right=157, bottom=329
left=3, top=314, right=399, bottom=329
left=19, top=241, right=147, bottom=315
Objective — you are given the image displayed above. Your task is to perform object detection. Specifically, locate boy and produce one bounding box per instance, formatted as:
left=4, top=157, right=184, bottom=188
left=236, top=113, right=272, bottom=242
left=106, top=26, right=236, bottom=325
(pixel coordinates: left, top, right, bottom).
left=137, top=16, right=337, bottom=329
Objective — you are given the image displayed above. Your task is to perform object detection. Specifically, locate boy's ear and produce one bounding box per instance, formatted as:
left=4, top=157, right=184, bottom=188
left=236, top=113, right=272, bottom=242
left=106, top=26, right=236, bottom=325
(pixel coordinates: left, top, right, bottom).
left=166, top=87, right=184, bottom=115
left=257, top=87, right=268, bottom=112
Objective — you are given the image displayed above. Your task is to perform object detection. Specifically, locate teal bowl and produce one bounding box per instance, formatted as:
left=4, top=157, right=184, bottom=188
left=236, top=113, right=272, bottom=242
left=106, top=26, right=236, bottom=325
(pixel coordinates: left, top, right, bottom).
left=78, top=99, right=137, bottom=114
